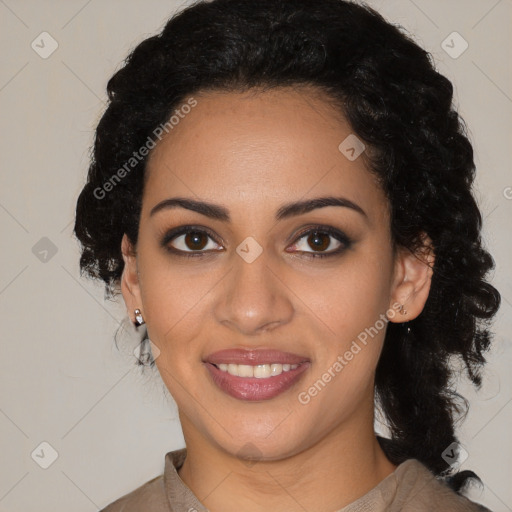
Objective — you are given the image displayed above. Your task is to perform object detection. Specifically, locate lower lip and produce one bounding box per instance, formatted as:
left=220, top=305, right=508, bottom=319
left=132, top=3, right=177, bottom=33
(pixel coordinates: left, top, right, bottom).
left=204, top=362, right=310, bottom=401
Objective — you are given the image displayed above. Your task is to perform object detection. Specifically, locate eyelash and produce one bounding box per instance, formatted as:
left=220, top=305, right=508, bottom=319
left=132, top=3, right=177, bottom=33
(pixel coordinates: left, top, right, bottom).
left=160, top=224, right=352, bottom=260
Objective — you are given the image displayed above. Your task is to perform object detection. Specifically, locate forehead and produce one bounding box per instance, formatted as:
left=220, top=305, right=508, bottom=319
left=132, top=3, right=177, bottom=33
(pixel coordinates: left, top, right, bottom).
left=143, top=87, right=387, bottom=221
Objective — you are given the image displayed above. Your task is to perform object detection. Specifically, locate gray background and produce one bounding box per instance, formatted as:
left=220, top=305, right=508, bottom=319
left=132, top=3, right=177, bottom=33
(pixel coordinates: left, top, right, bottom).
left=0, top=0, right=511, bottom=510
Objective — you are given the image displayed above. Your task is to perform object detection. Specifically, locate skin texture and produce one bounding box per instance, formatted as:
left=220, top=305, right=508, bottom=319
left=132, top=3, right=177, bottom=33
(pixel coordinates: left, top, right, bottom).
left=120, top=86, right=434, bottom=512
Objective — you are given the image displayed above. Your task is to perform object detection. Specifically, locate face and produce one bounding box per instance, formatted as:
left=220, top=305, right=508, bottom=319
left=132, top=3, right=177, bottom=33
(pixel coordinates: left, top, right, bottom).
left=121, top=86, right=432, bottom=461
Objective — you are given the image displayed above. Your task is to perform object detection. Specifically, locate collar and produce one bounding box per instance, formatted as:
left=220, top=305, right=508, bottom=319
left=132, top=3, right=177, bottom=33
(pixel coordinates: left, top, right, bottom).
left=164, top=448, right=209, bottom=512
left=162, top=448, right=429, bottom=512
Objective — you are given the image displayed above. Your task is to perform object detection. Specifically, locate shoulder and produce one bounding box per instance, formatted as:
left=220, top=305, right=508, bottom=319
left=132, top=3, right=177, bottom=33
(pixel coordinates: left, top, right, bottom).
left=99, top=474, right=168, bottom=512
left=392, top=459, right=492, bottom=512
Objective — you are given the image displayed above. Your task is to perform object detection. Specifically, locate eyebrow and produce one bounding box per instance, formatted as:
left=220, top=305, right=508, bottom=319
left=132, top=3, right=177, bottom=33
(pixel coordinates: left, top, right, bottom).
left=149, top=196, right=367, bottom=221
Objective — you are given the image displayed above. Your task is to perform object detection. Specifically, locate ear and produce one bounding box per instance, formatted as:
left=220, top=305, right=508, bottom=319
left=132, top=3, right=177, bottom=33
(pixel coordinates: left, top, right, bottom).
left=120, top=233, right=143, bottom=324
left=388, top=232, right=435, bottom=323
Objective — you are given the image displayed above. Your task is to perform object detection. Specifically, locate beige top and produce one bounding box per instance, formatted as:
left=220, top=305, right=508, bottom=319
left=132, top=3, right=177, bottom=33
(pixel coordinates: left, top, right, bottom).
left=100, top=448, right=491, bottom=511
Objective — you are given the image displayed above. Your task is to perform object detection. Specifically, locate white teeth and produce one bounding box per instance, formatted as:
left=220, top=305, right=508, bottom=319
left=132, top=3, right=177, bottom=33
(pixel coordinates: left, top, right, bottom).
left=254, top=364, right=271, bottom=378
left=270, top=364, right=281, bottom=376
left=238, top=364, right=254, bottom=377
left=215, top=363, right=300, bottom=377
left=228, top=363, right=239, bottom=376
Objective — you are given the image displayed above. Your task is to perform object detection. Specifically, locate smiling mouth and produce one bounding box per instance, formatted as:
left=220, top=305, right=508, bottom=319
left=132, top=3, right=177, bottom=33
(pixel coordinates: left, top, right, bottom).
left=203, top=348, right=310, bottom=400
left=204, top=360, right=310, bottom=401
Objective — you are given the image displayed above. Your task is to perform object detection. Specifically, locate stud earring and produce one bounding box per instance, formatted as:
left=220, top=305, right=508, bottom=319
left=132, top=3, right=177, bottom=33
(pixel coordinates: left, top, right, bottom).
left=134, top=308, right=145, bottom=326
left=399, top=304, right=407, bottom=316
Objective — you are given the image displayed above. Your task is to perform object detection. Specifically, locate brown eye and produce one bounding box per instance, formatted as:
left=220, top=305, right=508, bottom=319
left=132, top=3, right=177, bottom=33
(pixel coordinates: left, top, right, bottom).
left=307, top=231, right=331, bottom=252
left=288, top=226, right=352, bottom=259
left=184, top=231, right=209, bottom=250
left=164, top=227, right=223, bottom=254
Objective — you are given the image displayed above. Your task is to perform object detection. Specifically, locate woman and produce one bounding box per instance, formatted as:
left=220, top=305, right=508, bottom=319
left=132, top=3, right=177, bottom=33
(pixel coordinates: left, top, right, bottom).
left=74, top=0, right=501, bottom=510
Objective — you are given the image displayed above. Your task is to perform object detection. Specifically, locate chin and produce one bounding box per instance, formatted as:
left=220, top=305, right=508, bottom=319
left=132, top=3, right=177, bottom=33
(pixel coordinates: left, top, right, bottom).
left=210, top=420, right=314, bottom=463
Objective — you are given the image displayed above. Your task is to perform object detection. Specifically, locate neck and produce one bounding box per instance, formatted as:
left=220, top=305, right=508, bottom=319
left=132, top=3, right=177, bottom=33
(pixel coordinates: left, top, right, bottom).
left=177, top=413, right=396, bottom=512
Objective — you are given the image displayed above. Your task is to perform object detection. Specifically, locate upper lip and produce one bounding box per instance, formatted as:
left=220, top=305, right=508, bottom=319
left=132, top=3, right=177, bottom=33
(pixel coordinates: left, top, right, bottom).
left=205, top=348, right=309, bottom=365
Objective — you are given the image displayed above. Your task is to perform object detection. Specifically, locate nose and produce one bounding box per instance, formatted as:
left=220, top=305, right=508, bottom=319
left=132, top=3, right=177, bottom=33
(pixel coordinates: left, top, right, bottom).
left=213, top=247, right=294, bottom=337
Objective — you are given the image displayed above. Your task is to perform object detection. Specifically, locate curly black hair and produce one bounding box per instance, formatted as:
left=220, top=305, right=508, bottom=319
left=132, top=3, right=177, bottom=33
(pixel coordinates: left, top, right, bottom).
left=73, top=0, right=501, bottom=494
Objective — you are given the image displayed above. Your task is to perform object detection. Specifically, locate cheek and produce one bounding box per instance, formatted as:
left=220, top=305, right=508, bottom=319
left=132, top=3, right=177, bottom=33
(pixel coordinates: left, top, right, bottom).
left=292, top=251, right=393, bottom=398
left=290, top=251, right=393, bottom=341
left=137, top=259, right=219, bottom=395
left=138, top=249, right=216, bottom=334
